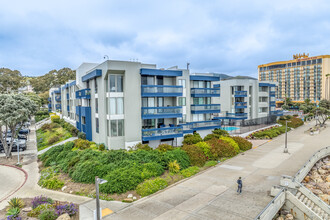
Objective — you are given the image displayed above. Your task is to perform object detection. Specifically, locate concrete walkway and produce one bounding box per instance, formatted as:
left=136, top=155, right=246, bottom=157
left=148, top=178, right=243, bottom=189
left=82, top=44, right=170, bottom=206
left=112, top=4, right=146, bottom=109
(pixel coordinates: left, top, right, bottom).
left=80, top=121, right=329, bottom=220
left=37, top=137, right=78, bottom=155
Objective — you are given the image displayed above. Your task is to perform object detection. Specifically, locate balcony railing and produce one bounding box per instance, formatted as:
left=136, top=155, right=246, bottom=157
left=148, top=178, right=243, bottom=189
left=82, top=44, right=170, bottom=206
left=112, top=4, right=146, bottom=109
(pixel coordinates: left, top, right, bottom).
left=234, top=91, right=247, bottom=97
left=142, top=126, right=183, bottom=141
left=67, top=106, right=70, bottom=112
left=269, top=101, right=276, bottom=106
left=227, top=113, right=247, bottom=117
left=271, top=110, right=283, bottom=116
left=180, top=120, right=221, bottom=132
left=191, top=104, right=221, bottom=114
left=76, top=88, right=91, bottom=99
left=66, top=93, right=69, bottom=99
left=270, top=91, right=276, bottom=97
left=191, top=88, right=220, bottom=97
left=141, top=85, right=183, bottom=97
left=55, top=96, right=61, bottom=101
left=235, top=102, right=247, bottom=108
left=55, top=104, right=61, bottom=110
left=141, top=106, right=182, bottom=119
left=48, top=97, right=51, bottom=102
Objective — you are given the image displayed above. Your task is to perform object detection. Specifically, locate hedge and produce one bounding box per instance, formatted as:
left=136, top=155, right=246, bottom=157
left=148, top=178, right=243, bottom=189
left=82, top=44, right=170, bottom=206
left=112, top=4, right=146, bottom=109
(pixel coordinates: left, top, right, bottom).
left=206, top=138, right=239, bottom=159
left=181, top=145, right=207, bottom=167
left=219, top=136, right=240, bottom=154
left=231, top=136, right=252, bottom=151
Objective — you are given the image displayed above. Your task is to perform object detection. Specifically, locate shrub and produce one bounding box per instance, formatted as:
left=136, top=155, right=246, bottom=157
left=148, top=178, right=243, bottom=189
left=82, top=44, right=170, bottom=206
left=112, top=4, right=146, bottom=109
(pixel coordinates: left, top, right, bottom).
left=41, top=123, right=51, bottom=131
left=73, top=139, right=91, bottom=150
left=71, top=161, right=107, bottom=183
left=134, top=143, right=152, bottom=151
left=47, top=135, right=60, bottom=145
left=38, top=209, right=57, bottom=220
left=231, top=136, right=252, bottom=151
left=6, top=208, right=20, bottom=218
left=212, top=128, right=229, bottom=137
left=141, top=162, right=164, bottom=179
left=181, top=166, right=200, bottom=178
left=28, top=203, right=53, bottom=217
left=195, top=142, right=212, bottom=158
left=8, top=198, right=24, bottom=209
left=136, top=177, right=168, bottom=197
left=31, top=196, right=54, bottom=209
left=219, top=136, right=240, bottom=154
left=168, top=160, right=180, bottom=173
left=163, top=148, right=191, bottom=169
left=39, top=176, right=64, bottom=190
left=204, top=161, right=218, bottom=167
left=98, top=143, right=106, bottom=151
left=203, top=134, right=217, bottom=141
left=69, top=126, right=79, bottom=137
left=181, top=145, right=207, bottom=167
left=156, top=144, right=174, bottom=152
left=182, top=133, right=202, bottom=145
left=249, top=126, right=291, bottom=139
left=50, top=115, right=60, bottom=123
left=206, top=138, right=238, bottom=159
left=286, top=117, right=304, bottom=128
left=78, top=132, right=86, bottom=140
left=55, top=203, right=78, bottom=216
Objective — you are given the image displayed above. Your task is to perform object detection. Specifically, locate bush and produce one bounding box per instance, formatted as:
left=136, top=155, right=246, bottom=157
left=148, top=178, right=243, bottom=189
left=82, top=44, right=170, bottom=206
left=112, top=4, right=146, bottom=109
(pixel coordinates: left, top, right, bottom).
left=182, top=133, right=202, bottom=145
left=28, top=204, right=53, bottom=217
left=141, top=162, right=164, bottom=179
left=219, top=136, right=240, bottom=154
left=134, top=143, right=152, bottom=151
left=282, top=117, right=304, bottom=128
left=38, top=209, right=57, bottom=220
left=204, top=161, right=218, bottom=167
left=168, top=160, right=180, bottom=173
left=31, top=196, right=54, bottom=209
left=206, top=138, right=238, bottom=159
left=55, top=203, right=78, bottom=217
left=203, top=134, right=217, bottom=141
left=181, top=145, right=207, bottom=167
left=163, top=148, right=191, bottom=169
left=51, top=115, right=60, bottom=123
left=98, top=143, right=106, bottom=151
left=69, top=125, right=79, bottom=137
left=78, top=132, right=86, bottom=140
left=73, top=139, right=91, bottom=150
left=195, top=142, right=212, bottom=158
left=231, top=136, right=252, bottom=151
left=212, top=128, right=229, bottom=137
left=47, top=135, right=60, bottom=145
left=71, top=161, right=107, bottom=183
left=136, top=177, right=168, bottom=197
left=249, top=126, right=291, bottom=139
left=181, top=166, right=200, bottom=178
left=39, top=176, right=64, bottom=190
left=156, top=144, right=174, bottom=152
left=8, top=198, right=24, bottom=209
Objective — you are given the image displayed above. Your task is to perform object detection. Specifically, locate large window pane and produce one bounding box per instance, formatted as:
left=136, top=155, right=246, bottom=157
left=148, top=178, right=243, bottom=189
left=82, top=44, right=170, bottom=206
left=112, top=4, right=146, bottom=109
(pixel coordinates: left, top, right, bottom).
left=117, top=75, right=123, bottom=92
left=110, top=98, right=116, bottom=115
left=118, top=120, right=124, bottom=136
left=110, top=75, right=116, bottom=92
left=107, top=120, right=109, bottom=136
left=111, top=120, right=117, bottom=136
left=96, top=118, right=99, bottom=133
left=147, top=77, right=154, bottom=85
left=117, top=98, right=124, bottom=114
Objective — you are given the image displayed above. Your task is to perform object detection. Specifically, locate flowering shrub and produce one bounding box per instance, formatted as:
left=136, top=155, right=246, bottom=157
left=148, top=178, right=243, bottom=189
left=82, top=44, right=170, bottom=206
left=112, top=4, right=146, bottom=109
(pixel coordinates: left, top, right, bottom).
left=231, top=136, right=252, bottom=151
left=195, top=142, right=212, bottom=158
left=182, top=133, right=202, bottom=145
left=7, top=216, right=22, bottom=220
left=31, top=196, right=54, bottom=209
left=55, top=203, right=78, bottom=216
left=206, top=138, right=238, bottom=159
left=181, top=145, right=207, bottom=167
left=219, top=137, right=240, bottom=154
left=28, top=204, right=53, bottom=217
left=247, top=126, right=291, bottom=139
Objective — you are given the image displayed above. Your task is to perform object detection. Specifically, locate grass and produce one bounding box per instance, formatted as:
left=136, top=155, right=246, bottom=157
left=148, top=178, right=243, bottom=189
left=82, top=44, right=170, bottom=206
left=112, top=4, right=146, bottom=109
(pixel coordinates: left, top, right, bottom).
left=37, top=127, right=72, bottom=151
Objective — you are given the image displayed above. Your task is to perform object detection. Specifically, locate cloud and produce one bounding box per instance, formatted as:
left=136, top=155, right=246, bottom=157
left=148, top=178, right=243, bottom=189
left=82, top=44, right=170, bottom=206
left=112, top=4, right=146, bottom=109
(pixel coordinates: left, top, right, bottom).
left=0, top=0, right=330, bottom=77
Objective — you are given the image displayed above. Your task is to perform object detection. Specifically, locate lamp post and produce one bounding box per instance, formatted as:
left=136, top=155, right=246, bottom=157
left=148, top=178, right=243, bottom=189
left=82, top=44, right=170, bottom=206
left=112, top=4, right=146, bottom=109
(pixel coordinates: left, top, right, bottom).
left=95, top=176, right=108, bottom=220
left=283, top=120, right=288, bottom=153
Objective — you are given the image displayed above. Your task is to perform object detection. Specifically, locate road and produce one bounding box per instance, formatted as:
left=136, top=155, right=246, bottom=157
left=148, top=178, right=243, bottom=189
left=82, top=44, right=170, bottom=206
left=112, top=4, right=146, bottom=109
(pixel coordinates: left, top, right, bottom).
left=0, top=165, right=25, bottom=202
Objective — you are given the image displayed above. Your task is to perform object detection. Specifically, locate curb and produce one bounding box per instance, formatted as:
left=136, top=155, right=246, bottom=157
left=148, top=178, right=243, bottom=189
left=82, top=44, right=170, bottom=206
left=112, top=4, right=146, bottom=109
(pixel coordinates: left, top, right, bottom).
left=0, top=164, right=28, bottom=203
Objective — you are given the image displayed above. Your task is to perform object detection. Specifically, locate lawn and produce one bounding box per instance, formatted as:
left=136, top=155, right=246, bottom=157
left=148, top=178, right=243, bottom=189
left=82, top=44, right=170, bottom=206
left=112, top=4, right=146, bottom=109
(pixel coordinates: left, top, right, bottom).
left=37, top=124, right=72, bottom=151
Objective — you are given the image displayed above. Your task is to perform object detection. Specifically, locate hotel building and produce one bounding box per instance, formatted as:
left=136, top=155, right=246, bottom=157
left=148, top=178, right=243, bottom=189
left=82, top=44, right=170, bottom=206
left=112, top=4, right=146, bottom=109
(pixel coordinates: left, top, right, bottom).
left=258, top=54, right=330, bottom=103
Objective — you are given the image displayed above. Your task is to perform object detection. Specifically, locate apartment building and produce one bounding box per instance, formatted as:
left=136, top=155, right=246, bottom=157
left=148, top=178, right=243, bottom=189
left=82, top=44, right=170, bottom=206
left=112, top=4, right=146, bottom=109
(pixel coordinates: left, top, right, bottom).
left=213, top=76, right=281, bottom=121
left=258, top=54, right=330, bottom=103
left=48, top=88, right=61, bottom=112
left=60, top=80, right=77, bottom=126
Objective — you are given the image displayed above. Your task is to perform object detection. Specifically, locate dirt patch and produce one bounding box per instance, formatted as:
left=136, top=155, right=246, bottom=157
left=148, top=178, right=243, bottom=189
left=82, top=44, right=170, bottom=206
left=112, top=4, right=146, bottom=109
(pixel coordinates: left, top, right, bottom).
left=0, top=155, right=24, bottom=166
left=0, top=198, right=79, bottom=220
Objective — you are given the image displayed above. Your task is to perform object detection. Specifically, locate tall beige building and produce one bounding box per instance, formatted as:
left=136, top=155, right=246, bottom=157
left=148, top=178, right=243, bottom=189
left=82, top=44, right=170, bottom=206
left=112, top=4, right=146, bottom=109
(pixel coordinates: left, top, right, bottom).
left=258, top=54, right=330, bottom=103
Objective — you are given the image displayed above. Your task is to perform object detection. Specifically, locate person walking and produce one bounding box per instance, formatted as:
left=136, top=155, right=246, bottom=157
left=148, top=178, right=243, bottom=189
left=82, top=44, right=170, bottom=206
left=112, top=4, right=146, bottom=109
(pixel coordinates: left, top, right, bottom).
left=237, top=177, right=242, bottom=194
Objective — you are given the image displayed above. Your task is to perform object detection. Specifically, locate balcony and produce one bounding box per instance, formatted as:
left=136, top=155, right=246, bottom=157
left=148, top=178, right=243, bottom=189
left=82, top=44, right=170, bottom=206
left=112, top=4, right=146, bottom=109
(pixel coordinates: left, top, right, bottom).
left=66, top=93, right=69, bottom=99
left=269, top=101, right=276, bottom=107
left=55, top=104, right=61, bottom=110
left=142, top=126, right=183, bottom=141
left=141, top=85, right=183, bottom=97
left=48, top=97, right=51, bottom=102
left=181, top=120, right=221, bottom=133
left=76, top=88, right=91, bottom=99
left=234, top=91, right=247, bottom=97
left=55, top=96, right=61, bottom=101
left=271, top=110, right=283, bottom=116
left=270, top=91, right=276, bottom=97
left=214, top=112, right=248, bottom=120
left=54, top=89, right=61, bottom=94
left=67, top=105, right=70, bottom=112
left=190, top=88, right=220, bottom=97
left=48, top=104, right=51, bottom=108
left=141, top=106, right=182, bottom=119
left=235, top=102, right=247, bottom=109
left=191, top=104, right=221, bottom=114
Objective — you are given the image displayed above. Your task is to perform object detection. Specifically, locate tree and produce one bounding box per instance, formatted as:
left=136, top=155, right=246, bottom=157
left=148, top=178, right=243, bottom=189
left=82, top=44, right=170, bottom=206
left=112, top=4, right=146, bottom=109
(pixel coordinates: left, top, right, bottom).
left=299, top=99, right=315, bottom=114
left=0, top=94, right=38, bottom=158
left=319, top=99, right=330, bottom=109
left=38, top=91, right=50, bottom=106
left=24, top=92, right=42, bottom=108
left=0, top=68, right=25, bottom=93
left=314, top=107, right=330, bottom=126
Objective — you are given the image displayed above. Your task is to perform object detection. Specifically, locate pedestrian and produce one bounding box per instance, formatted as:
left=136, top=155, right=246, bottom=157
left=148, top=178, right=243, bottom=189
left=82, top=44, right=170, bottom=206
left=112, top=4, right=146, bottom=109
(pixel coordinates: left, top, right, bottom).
left=237, top=177, right=242, bottom=194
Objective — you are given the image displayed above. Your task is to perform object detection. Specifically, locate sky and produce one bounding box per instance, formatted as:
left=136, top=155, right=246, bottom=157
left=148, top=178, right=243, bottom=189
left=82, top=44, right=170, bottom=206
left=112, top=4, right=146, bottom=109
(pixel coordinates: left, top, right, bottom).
left=1, top=0, right=330, bottom=78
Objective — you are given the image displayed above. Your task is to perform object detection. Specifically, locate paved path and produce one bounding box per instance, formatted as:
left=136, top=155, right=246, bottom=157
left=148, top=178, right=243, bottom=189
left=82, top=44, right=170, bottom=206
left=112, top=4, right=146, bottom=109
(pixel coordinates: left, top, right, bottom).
left=80, top=121, right=329, bottom=220
left=37, top=137, right=78, bottom=155
left=0, top=165, right=25, bottom=202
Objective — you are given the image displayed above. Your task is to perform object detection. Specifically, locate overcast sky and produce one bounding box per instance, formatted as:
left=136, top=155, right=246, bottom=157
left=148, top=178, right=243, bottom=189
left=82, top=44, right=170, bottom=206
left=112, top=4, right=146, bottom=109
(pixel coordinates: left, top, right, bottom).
left=1, top=0, right=330, bottom=77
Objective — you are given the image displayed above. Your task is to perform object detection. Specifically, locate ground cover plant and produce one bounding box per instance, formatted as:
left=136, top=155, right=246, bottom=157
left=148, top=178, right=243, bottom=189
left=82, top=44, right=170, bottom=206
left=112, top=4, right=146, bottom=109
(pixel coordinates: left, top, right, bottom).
left=35, top=110, right=49, bottom=122
left=247, top=125, right=292, bottom=139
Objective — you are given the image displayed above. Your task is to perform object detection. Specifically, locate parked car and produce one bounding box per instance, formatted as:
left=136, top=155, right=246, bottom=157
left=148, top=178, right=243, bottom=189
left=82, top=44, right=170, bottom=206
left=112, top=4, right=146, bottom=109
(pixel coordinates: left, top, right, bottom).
left=3, top=132, right=27, bottom=140
left=18, top=129, right=30, bottom=135
left=0, top=139, right=27, bottom=153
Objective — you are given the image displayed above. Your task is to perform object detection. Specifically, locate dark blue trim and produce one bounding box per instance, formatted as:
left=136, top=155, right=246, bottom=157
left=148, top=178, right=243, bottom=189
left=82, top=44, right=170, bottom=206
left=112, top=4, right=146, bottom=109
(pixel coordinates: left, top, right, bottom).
left=76, top=106, right=92, bottom=141
left=213, top=84, right=220, bottom=88
left=259, top=83, right=276, bottom=87
left=69, top=81, right=76, bottom=87
left=142, top=126, right=183, bottom=141
left=76, top=88, right=91, bottom=99
left=140, top=68, right=182, bottom=77
left=54, top=89, right=61, bottom=94
left=142, top=114, right=183, bottom=119
left=234, top=91, right=247, bottom=97
left=67, top=105, right=70, bottom=112
left=141, top=106, right=182, bottom=119
left=82, top=69, right=102, bottom=82
left=190, top=75, right=220, bottom=81
left=190, top=88, right=220, bottom=97
left=270, top=91, right=276, bottom=97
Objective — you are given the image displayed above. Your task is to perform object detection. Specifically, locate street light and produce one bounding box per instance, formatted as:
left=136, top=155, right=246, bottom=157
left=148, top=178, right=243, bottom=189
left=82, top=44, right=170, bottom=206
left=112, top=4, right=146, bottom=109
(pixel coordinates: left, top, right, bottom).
left=283, top=120, right=288, bottom=153
left=95, top=176, right=108, bottom=220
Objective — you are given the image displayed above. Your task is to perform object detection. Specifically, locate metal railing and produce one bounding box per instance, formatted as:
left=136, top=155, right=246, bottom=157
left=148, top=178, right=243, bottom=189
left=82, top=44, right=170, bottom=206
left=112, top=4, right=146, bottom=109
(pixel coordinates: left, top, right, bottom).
left=191, top=104, right=220, bottom=111
left=141, top=85, right=183, bottom=95
left=235, top=102, right=247, bottom=108
left=141, top=106, right=182, bottom=117
left=191, top=88, right=220, bottom=95
left=142, top=126, right=183, bottom=138
left=234, top=91, right=247, bottom=96
left=76, top=88, right=91, bottom=99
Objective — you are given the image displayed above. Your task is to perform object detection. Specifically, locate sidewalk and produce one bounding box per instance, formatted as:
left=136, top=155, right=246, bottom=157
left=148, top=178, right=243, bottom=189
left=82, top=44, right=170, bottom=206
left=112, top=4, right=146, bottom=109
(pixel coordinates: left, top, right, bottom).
left=79, top=122, right=328, bottom=220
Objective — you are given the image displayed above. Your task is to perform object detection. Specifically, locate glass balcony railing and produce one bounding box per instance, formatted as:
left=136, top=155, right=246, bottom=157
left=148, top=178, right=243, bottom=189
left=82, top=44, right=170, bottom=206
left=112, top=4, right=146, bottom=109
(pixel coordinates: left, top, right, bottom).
left=270, top=91, right=276, bottom=96
left=142, top=126, right=183, bottom=141
left=180, top=120, right=221, bottom=132
left=191, top=104, right=221, bottom=114
left=227, top=113, right=247, bottom=117
left=191, top=88, right=220, bottom=97
left=141, top=106, right=182, bottom=119
left=234, top=91, right=247, bottom=97
left=235, top=102, right=247, bottom=108
left=141, top=85, right=183, bottom=97
left=269, top=101, right=276, bottom=106
left=76, top=88, right=91, bottom=99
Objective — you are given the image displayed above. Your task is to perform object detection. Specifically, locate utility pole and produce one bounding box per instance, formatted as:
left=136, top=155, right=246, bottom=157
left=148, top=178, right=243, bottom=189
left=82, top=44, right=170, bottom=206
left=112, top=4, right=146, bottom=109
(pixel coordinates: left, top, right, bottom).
left=283, top=120, right=288, bottom=153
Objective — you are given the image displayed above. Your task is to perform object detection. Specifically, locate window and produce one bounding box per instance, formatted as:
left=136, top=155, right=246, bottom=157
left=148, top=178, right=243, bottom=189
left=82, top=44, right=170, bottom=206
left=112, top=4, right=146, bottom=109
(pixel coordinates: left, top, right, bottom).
left=107, top=120, right=110, bottom=136
left=96, top=118, right=99, bottom=133
left=157, top=76, right=163, bottom=85
left=109, top=98, right=124, bottom=115
left=179, top=115, right=186, bottom=124
left=157, top=97, right=164, bottom=107
left=258, top=107, right=268, bottom=113
left=109, top=75, right=124, bottom=92
left=117, top=75, right=123, bottom=92
left=259, top=86, right=268, bottom=92
left=95, top=98, right=98, bottom=113
left=141, top=76, right=154, bottom=85
left=95, top=79, right=98, bottom=94
left=111, top=119, right=124, bottom=137
left=86, top=81, right=90, bottom=89
left=192, top=114, right=204, bottom=121
left=110, top=75, right=116, bottom=92
left=82, top=116, right=86, bottom=124
left=178, top=79, right=186, bottom=88
left=179, top=97, right=186, bottom=106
